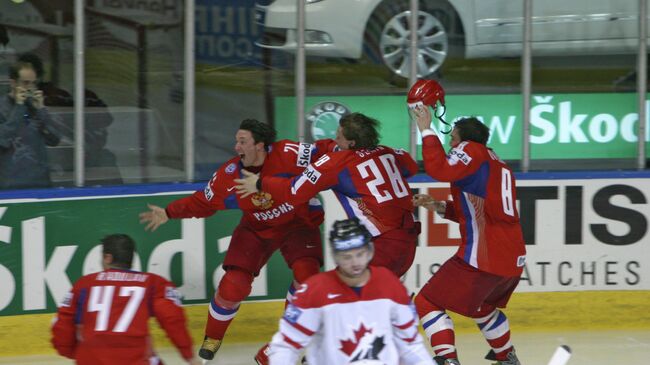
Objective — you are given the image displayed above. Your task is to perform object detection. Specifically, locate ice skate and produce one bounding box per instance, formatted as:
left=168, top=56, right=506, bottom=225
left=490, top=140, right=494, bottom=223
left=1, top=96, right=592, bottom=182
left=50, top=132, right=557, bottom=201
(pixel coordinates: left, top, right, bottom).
left=198, top=336, right=222, bottom=360
left=434, top=355, right=461, bottom=365
left=485, top=349, right=521, bottom=365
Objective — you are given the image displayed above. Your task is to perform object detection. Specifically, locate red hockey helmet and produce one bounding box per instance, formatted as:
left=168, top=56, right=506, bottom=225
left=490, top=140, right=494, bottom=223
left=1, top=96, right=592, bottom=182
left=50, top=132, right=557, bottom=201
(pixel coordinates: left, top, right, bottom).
left=407, top=79, right=445, bottom=110
left=407, top=79, right=451, bottom=133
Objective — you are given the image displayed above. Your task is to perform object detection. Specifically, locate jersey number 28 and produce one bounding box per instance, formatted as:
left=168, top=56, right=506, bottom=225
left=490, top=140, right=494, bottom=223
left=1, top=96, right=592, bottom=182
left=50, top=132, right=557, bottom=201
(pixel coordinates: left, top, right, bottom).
left=357, top=154, right=409, bottom=203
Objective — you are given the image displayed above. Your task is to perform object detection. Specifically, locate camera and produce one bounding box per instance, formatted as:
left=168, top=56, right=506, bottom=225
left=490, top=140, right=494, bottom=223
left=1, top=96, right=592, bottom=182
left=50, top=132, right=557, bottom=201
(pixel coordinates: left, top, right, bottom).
left=24, top=89, right=36, bottom=107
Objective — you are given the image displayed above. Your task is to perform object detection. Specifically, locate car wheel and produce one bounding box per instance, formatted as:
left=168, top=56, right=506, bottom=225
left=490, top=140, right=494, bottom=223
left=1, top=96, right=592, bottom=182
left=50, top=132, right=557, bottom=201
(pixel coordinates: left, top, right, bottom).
left=364, top=0, right=462, bottom=79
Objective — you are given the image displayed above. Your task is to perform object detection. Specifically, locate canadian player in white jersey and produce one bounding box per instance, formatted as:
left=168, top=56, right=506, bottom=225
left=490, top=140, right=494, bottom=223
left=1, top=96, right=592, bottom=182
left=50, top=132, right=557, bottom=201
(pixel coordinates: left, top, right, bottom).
left=268, top=218, right=434, bottom=365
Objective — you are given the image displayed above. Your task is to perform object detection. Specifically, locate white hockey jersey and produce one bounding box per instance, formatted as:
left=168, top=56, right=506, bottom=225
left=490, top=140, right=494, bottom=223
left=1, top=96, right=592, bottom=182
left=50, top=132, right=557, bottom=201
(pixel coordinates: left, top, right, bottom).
left=268, top=266, right=434, bottom=365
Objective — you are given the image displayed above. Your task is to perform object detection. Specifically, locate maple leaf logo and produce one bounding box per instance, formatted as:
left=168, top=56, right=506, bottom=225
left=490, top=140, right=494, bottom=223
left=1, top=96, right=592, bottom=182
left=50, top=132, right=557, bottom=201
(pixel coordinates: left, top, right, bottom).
left=339, top=323, right=372, bottom=356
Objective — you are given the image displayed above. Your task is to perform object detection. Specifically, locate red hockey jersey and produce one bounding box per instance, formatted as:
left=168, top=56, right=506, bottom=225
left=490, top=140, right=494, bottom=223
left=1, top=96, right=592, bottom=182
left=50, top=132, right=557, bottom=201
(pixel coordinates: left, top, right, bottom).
left=51, top=269, right=193, bottom=365
left=166, top=139, right=336, bottom=239
left=269, top=266, right=434, bottom=365
left=261, top=146, right=419, bottom=236
left=421, top=130, right=526, bottom=277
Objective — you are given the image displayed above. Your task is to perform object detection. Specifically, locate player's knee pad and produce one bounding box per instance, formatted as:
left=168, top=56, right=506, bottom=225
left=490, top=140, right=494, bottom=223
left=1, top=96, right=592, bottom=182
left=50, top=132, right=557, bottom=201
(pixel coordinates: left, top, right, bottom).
left=291, top=257, right=321, bottom=283
left=414, top=293, right=443, bottom=318
left=217, top=268, right=254, bottom=303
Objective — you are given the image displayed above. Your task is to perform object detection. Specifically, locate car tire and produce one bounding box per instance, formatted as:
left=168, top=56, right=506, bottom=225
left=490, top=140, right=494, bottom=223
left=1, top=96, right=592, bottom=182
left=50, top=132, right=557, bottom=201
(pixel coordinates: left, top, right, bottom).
left=363, top=0, right=463, bottom=79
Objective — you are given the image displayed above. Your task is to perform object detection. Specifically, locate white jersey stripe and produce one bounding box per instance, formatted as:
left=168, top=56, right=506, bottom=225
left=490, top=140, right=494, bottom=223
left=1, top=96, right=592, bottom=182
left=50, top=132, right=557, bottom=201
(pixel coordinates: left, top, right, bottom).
left=280, top=320, right=312, bottom=343
left=462, top=192, right=480, bottom=268
left=291, top=175, right=309, bottom=195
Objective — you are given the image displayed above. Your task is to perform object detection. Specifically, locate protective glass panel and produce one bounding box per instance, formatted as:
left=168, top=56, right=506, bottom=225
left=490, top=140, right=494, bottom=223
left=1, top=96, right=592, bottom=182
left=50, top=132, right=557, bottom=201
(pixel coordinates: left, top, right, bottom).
left=194, top=0, right=274, bottom=180
left=528, top=0, right=644, bottom=171
left=84, top=0, right=186, bottom=184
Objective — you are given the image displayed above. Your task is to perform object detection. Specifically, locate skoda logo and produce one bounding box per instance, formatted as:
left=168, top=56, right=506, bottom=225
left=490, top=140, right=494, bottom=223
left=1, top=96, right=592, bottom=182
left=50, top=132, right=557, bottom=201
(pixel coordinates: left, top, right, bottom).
left=306, top=101, right=351, bottom=140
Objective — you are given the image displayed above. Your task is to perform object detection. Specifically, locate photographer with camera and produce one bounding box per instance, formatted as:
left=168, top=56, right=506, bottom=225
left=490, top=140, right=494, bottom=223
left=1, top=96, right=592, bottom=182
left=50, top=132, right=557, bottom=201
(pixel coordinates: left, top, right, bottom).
left=0, top=61, right=60, bottom=189
left=18, top=53, right=123, bottom=185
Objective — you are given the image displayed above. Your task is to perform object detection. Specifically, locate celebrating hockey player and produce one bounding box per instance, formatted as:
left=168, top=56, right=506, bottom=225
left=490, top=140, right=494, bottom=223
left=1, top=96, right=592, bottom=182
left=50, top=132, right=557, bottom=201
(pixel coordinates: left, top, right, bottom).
left=139, top=119, right=336, bottom=361
left=408, top=79, right=526, bottom=365
left=235, top=112, right=421, bottom=278
left=267, top=218, right=434, bottom=365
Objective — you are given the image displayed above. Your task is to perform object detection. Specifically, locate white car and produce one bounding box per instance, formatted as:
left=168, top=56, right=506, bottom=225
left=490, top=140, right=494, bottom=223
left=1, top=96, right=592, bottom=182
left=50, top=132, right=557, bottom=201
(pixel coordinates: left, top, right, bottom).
left=255, top=0, right=643, bottom=78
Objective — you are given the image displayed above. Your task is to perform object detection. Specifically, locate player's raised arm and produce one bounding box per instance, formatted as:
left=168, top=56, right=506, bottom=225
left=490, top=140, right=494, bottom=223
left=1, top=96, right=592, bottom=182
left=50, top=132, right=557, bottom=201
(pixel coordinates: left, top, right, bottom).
left=235, top=152, right=341, bottom=205
left=140, top=166, right=232, bottom=232
left=408, top=80, right=482, bottom=182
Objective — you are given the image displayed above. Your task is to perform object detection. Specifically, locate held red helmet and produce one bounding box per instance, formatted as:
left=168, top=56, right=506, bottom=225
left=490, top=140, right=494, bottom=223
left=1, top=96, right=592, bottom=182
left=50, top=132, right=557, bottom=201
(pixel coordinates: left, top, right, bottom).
left=407, top=79, right=445, bottom=110
left=407, top=79, right=451, bottom=133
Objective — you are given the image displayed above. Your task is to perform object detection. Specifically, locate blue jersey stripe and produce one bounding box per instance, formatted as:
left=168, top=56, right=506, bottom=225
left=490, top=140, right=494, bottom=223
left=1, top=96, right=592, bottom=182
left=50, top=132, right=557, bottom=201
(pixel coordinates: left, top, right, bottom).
left=333, top=168, right=361, bottom=198
left=224, top=194, right=239, bottom=209
left=454, top=162, right=489, bottom=198
left=74, top=288, right=88, bottom=325
left=335, top=191, right=355, bottom=218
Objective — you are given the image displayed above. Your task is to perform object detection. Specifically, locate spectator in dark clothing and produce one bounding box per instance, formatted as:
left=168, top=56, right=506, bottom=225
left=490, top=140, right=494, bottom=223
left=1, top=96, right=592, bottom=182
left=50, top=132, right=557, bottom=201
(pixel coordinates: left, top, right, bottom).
left=18, top=53, right=122, bottom=184
left=0, top=61, right=60, bottom=189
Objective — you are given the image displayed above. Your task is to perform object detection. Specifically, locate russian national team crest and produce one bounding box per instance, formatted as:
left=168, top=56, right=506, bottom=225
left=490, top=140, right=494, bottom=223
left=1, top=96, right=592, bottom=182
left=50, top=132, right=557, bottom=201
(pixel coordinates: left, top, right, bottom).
left=251, top=191, right=274, bottom=210
left=306, top=101, right=351, bottom=140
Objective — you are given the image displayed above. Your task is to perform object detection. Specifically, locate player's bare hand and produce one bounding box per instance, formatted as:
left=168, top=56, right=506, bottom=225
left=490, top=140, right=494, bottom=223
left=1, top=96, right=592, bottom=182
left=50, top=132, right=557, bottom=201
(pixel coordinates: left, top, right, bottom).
left=412, top=193, right=435, bottom=207
left=139, top=204, right=169, bottom=232
left=413, top=194, right=446, bottom=214
left=15, top=86, right=28, bottom=104
left=31, top=89, right=45, bottom=109
left=234, top=169, right=260, bottom=198
left=411, top=104, right=433, bottom=133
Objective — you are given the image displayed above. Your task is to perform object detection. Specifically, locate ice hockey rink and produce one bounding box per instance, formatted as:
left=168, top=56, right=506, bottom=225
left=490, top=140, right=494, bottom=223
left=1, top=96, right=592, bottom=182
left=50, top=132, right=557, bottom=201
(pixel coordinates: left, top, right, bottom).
left=2, top=330, right=649, bottom=365
left=1, top=293, right=649, bottom=365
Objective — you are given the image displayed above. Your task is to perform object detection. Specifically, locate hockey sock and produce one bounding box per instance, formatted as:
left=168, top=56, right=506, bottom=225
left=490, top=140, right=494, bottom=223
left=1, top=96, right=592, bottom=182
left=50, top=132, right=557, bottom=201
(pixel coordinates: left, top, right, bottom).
left=204, top=268, right=253, bottom=339
left=285, top=257, right=321, bottom=307
left=473, top=309, right=513, bottom=361
left=284, top=281, right=298, bottom=308
left=414, top=294, right=457, bottom=359
left=290, top=257, right=320, bottom=283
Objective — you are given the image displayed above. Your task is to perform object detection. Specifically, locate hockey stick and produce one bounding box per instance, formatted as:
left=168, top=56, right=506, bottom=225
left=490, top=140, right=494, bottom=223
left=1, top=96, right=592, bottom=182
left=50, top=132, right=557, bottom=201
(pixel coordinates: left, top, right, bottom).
left=547, top=345, right=572, bottom=365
